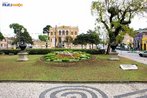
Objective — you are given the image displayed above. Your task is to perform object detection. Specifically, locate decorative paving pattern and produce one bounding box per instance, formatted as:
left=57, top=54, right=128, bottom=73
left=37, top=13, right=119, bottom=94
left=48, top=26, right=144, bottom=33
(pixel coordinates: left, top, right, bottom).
left=39, top=86, right=108, bottom=98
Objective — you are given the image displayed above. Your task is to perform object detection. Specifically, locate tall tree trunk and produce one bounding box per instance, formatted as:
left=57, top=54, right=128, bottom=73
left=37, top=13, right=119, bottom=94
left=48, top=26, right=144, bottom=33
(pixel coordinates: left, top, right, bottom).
left=92, top=44, right=93, bottom=49
left=106, top=43, right=111, bottom=54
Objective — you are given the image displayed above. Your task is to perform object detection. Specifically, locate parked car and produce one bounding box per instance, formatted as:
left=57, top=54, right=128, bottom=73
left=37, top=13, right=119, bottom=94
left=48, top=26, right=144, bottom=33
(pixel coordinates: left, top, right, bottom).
left=139, top=51, right=147, bottom=57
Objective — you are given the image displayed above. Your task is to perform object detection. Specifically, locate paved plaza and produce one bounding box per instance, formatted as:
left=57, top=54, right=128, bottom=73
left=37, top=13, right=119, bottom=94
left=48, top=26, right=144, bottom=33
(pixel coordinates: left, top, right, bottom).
left=0, top=83, right=147, bottom=98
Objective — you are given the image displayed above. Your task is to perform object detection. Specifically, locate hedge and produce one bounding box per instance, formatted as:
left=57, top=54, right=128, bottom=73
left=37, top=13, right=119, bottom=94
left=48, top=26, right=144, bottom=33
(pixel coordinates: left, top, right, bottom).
left=0, top=48, right=105, bottom=55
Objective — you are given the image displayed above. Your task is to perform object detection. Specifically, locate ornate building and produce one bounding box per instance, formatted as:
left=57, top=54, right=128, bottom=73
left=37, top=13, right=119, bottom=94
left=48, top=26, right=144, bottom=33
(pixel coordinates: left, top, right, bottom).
left=49, top=25, right=79, bottom=48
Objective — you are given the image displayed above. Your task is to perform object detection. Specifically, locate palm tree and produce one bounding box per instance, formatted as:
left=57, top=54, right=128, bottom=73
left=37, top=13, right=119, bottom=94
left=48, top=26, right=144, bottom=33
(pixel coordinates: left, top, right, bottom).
left=43, top=25, right=52, bottom=48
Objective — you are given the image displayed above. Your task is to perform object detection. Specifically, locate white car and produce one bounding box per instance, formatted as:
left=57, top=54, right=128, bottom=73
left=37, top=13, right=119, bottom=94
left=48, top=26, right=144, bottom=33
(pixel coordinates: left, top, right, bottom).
left=139, top=51, right=147, bottom=57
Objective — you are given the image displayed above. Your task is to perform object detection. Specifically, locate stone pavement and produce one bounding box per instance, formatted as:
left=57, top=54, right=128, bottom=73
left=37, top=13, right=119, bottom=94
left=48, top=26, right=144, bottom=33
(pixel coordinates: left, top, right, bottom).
left=0, top=83, right=147, bottom=98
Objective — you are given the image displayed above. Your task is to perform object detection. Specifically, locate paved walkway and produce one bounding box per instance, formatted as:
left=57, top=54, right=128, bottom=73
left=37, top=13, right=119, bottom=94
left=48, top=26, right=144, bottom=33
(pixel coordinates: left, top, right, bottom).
left=117, top=50, right=147, bottom=65
left=0, top=83, right=147, bottom=98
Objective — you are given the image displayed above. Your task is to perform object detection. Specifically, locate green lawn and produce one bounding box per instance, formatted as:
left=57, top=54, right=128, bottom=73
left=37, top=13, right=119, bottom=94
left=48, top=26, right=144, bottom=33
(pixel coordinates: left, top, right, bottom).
left=0, top=55, right=147, bottom=81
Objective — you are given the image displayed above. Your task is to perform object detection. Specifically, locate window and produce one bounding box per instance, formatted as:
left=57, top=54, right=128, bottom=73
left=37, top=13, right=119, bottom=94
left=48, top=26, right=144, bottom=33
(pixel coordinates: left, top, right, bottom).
left=59, top=30, right=61, bottom=35
left=71, top=32, right=73, bottom=35
left=75, top=31, right=77, bottom=35
left=62, top=30, right=65, bottom=35
left=51, top=32, right=53, bottom=35
left=66, top=30, right=68, bottom=35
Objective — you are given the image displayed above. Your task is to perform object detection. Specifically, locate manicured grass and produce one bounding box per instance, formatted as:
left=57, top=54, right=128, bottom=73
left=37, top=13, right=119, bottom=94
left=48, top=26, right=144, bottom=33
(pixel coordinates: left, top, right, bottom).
left=0, top=54, right=147, bottom=81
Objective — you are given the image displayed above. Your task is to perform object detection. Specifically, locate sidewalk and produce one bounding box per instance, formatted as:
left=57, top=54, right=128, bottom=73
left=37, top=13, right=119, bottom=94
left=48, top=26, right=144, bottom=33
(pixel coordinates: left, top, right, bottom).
left=0, top=83, right=147, bottom=98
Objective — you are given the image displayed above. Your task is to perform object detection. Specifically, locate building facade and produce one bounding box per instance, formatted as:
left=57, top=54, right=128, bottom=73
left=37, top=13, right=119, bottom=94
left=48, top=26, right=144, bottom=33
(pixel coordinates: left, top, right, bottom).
left=142, top=32, right=147, bottom=50
left=122, top=33, right=133, bottom=45
left=0, top=37, right=15, bottom=49
left=0, top=38, right=7, bottom=49
left=134, top=28, right=147, bottom=50
left=33, top=40, right=46, bottom=49
left=49, top=25, right=79, bottom=48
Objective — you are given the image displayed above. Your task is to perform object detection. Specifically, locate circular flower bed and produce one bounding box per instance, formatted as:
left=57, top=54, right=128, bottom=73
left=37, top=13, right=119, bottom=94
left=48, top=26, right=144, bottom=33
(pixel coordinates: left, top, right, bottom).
left=44, top=51, right=91, bottom=62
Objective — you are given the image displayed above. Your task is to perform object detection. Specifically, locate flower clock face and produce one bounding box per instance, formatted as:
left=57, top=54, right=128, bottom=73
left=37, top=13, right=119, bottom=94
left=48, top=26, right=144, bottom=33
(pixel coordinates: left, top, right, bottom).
left=44, top=51, right=91, bottom=62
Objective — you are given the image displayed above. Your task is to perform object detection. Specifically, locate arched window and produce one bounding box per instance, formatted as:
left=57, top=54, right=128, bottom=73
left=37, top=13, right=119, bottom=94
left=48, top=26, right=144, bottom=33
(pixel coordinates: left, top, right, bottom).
left=62, top=30, right=65, bottom=35
left=66, top=30, right=68, bottom=35
left=59, top=30, right=61, bottom=35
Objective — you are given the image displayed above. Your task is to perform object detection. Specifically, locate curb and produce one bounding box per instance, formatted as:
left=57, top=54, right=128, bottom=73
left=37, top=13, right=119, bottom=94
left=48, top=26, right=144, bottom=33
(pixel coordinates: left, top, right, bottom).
left=0, top=80, right=147, bottom=84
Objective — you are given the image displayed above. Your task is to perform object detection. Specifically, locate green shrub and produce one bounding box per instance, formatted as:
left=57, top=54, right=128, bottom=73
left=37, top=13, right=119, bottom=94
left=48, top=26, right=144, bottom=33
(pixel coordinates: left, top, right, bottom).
left=0, top=49, right=105, bottom=55
left=0, top=49, right=20, bottom=55
left=62, top=58, right=70, bottom=62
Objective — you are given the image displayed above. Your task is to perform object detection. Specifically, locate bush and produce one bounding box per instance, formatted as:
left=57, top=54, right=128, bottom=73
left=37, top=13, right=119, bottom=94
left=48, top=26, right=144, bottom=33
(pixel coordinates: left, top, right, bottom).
left=28, top=49, right=105, bottom=55
left=0, top=49, right=20, bottom=55
left=0, top=48, right=105, bottom=55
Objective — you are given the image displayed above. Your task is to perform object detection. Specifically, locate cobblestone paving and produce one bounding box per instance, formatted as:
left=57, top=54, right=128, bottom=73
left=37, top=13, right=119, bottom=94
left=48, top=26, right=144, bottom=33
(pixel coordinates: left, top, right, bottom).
left=0, top=83, right=147, bottom=98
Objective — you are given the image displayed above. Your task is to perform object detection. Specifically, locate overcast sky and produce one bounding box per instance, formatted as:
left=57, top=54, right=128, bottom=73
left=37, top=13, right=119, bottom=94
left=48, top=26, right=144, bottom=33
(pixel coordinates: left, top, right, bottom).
left=0, top=0, right=147, bottom=39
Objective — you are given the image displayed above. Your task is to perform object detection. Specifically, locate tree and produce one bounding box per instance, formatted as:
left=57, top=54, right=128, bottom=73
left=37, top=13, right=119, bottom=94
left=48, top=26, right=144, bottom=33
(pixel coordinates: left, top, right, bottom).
left=43, top=25, right=52, bottom=48
left=73, top=34, right=88, bottom=49
left=9, top=23, right=33, bottom=45
left=73, top=31, right=101, bottom=49
left=38, top=35, right=48, bottom=42
left=64, top=36, right=73, bottom=48
left=38, top=35, right=49, bottom=48
left=87, top=30, right=100, bottom=49
left=91, top=0, right=147, bottom=54
left=0, top=32, right=4, bottom=41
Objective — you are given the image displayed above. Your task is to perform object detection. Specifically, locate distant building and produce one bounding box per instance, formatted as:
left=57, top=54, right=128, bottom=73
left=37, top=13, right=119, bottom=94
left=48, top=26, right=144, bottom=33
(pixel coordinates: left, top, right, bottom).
left=33, top=40, right=46, bottom=49
left=0, top=38, right=7, bottom=49
left=122, top=33, right=133, bottom=45
left=49, top=25, right=79, bottom=48
left=134, top=28, right=147, bottom=50
left=121, top=33, right=134, bottom=50
left=0, top=37, right=14, bottom=49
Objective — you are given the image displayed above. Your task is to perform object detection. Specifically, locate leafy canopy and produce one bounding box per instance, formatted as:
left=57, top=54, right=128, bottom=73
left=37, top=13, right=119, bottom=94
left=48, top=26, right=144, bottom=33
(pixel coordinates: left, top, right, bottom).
left=9, top=23, right=33, bottom=44
left=0, top=32, right=4, bottom=41
left=91, top=0, right=147, bottom=53
left=38, top=35, right=48, bottom=42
